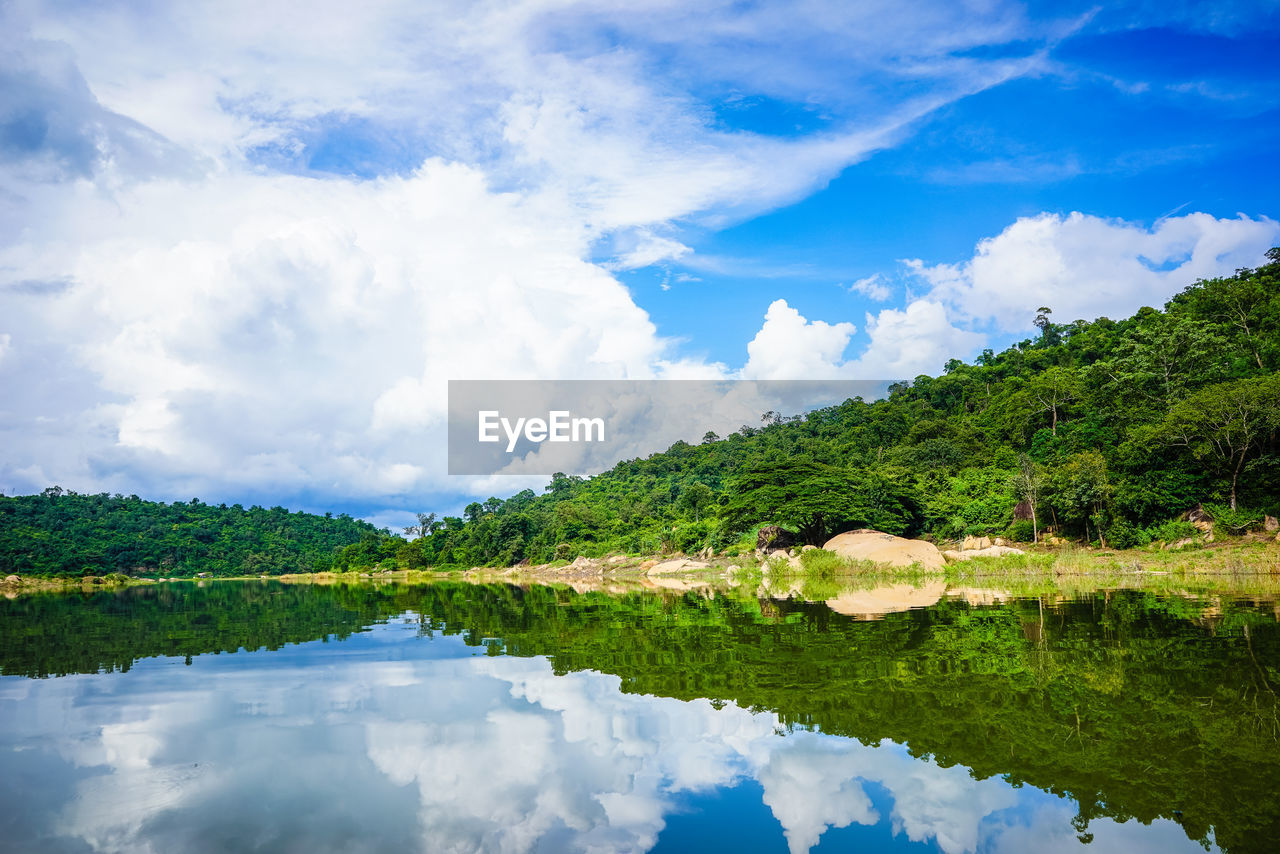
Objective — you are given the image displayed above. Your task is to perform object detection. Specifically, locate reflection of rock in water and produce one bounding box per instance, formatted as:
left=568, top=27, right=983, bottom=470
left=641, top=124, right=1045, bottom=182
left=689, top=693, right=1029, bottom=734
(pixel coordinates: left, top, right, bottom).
left=946, top=587, right=1011, bottom=607
left=824, top=582, right=947, bottom=619
left=644, top=576, right=711, bottom=593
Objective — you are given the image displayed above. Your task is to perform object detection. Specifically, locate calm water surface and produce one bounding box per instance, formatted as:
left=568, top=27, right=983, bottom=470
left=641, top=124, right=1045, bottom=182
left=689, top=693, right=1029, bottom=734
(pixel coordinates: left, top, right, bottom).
left=2, top=581, right=1278, bottom=853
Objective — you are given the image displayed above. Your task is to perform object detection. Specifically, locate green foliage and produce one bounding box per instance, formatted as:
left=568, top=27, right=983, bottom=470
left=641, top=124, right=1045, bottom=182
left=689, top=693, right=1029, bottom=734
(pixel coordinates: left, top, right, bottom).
left=1203, top=503, right=1265, bottom=535
left=796, top=547, right=847, bottom=577
left=721, top=460, right=917, bottom=544
left=1144, top=518, right=1197, bottom=544
left=0, top=492, right=384, bottom=577
left=1102, top=517, right=1149, bottom=550
left=923, top=466, right=1017, bottom=537
left=1160, top=375, right=1280, bottom=509
left=1006, top=520, right=1036, bottom=543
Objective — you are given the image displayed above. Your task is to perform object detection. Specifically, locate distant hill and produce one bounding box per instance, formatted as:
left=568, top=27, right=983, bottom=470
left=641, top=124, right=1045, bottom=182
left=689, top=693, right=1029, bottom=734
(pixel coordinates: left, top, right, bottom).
left=0, top=491, right=383, bottom=576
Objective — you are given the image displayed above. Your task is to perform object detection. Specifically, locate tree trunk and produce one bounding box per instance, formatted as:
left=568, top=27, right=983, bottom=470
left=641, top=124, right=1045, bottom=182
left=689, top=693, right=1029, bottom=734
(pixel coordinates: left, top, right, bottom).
left=1231, top=451, right=1246, bottom=511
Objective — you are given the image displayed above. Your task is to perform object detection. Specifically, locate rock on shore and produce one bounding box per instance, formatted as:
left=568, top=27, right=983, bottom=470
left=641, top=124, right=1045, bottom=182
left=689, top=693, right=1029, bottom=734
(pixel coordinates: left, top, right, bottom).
left=822, top=530, right=946, bottom=570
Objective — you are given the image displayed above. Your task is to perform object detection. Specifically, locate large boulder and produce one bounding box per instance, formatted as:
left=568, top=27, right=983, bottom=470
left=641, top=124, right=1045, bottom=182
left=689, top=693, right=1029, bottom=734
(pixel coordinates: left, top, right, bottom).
left=822, top=530, right=946, bottom=570
left=943, top=545, right=1026, bottom=561
left=756, top=526, right=796, bottom=552
left=960, top=535, right=993, bottom=551
left=647, top=558, right=710, bottom=575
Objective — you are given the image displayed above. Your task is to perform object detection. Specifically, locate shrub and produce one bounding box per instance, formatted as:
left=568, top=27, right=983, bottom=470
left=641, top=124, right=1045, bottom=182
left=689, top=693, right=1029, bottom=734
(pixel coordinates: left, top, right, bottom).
left=1145, top=519, right=1197, bottom=544
left=763, top=554, right=793, bottom=577
left=1204, top=503, right=1264, bottom=535
left=1006, top=520, right=1036, bottom=543
left=1104, top=517, right=1149, bottom=550
left=798, top=548, right=847, bottom=578
left=669, top=520, right=714, bottom=553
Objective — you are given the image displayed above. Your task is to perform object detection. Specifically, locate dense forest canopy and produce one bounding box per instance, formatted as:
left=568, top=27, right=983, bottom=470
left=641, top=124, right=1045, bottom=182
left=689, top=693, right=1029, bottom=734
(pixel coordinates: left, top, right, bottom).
left=0, top=491, right=380, bottom=577
left=395, top=253, right=1280, bottom=567
left=2, top=255, right=1278, bottom=575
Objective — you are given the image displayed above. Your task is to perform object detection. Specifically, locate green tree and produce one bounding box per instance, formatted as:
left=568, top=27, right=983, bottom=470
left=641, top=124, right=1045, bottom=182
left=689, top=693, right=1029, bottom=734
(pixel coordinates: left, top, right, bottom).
left=676, top=482, right=715, bottom=522
left=1012, top=454, right=1043, bottom=542
left=1102, top=310, right=1229, bottom=407
left=1026, top=366, right=1082, bottom=437
left=1048, top=451, right=1113, bottom=545
left=1160, top=375, right=1280, bottom=510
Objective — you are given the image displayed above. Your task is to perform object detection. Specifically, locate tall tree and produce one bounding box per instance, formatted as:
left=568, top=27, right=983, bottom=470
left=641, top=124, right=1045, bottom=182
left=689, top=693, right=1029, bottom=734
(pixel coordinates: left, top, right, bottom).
left=1012, top=454, right=1043, bottom=542
left=1160, top=375, right=1280, bottom=510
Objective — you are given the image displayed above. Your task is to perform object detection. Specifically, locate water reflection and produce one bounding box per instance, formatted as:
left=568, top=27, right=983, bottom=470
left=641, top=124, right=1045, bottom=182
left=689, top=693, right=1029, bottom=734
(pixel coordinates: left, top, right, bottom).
left=2, top=581, right=1277, bottom=853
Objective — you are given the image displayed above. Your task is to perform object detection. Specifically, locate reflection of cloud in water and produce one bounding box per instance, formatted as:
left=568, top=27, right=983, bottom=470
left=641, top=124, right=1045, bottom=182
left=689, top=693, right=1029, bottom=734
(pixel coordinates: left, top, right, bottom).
left=364, top=658, right=777, bottom=853
left=0, top=635, right=1217, bottom=854
left=756, top=734, right=880, bottom=854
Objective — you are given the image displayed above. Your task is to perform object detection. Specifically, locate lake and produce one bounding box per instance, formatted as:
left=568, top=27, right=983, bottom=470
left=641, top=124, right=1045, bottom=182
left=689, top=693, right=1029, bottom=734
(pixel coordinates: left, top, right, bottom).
left=2, top=580, right=1277, bottom=853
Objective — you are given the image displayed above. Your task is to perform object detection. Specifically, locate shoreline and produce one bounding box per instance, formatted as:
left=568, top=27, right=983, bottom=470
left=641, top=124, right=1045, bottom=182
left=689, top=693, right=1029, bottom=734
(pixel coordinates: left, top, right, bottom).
left=5, top=538, right=1280, bottom=600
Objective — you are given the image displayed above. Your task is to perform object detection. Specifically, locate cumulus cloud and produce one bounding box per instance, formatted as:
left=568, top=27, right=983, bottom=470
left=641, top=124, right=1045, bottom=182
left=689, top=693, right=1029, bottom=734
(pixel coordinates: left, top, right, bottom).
left=742, top=300, right=858, bottom=380
left=0, top=34, right=196, bottom=185
left=849, top=300, right=985, bottom=378
left=0, top=160, right=674, bottom=501
left=756, top=736, right=880, bottom=854
left=0, top=0, right=1070, bottom=507
left=741, top=298, right=980, bottom=381
left=906, top=211, right=1280, bottom=331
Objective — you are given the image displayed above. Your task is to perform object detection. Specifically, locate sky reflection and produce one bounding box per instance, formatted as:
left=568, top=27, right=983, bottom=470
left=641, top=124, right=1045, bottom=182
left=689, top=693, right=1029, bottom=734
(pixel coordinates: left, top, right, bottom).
left=0, top=617, right=1214, bottom=854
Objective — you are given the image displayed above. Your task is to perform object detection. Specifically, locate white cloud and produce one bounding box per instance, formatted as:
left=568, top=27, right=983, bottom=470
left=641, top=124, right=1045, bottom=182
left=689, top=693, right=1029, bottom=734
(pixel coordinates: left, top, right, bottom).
left=849, top=274, right=892, bottom=301
left=907, top=211, right=1280, bottom=331
left=756, top=737, right=880, bottom=854
left=742, top=299, right=857, bottom=379
left=0, top=0, right=1069, bottom=507
left=741, top=298, right=980, bottom=382
left=0, top=161, right=676, bottom=501
left=850, top=300, right=985, bottom=378
left=608, top=231, right=694, bottom=271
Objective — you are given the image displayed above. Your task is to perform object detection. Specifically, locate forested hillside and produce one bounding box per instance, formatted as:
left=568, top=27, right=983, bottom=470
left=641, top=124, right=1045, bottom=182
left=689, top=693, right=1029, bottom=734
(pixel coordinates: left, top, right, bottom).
left=390, top=252, right=1280, bottom=568
left=3, top=254, right=1279, bottom=576
left=0, top=491, right=382, bottom=576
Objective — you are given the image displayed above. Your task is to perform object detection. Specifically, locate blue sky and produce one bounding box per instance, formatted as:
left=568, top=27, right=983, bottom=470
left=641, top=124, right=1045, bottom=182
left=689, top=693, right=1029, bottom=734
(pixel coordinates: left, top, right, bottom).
left=1, top=0, right=1278, bottom=526
left=622, top=21, right=1280, bottom=365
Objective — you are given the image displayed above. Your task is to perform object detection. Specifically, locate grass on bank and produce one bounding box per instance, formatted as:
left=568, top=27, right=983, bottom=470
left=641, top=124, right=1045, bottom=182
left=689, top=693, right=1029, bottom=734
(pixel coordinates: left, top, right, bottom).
left=746, top=538, right=1280, bottom=600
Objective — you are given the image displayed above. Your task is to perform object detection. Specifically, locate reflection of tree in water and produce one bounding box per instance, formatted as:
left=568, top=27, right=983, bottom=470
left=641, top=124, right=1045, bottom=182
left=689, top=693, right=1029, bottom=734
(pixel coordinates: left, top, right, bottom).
left=2, top=581, right=1278, bottom=852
